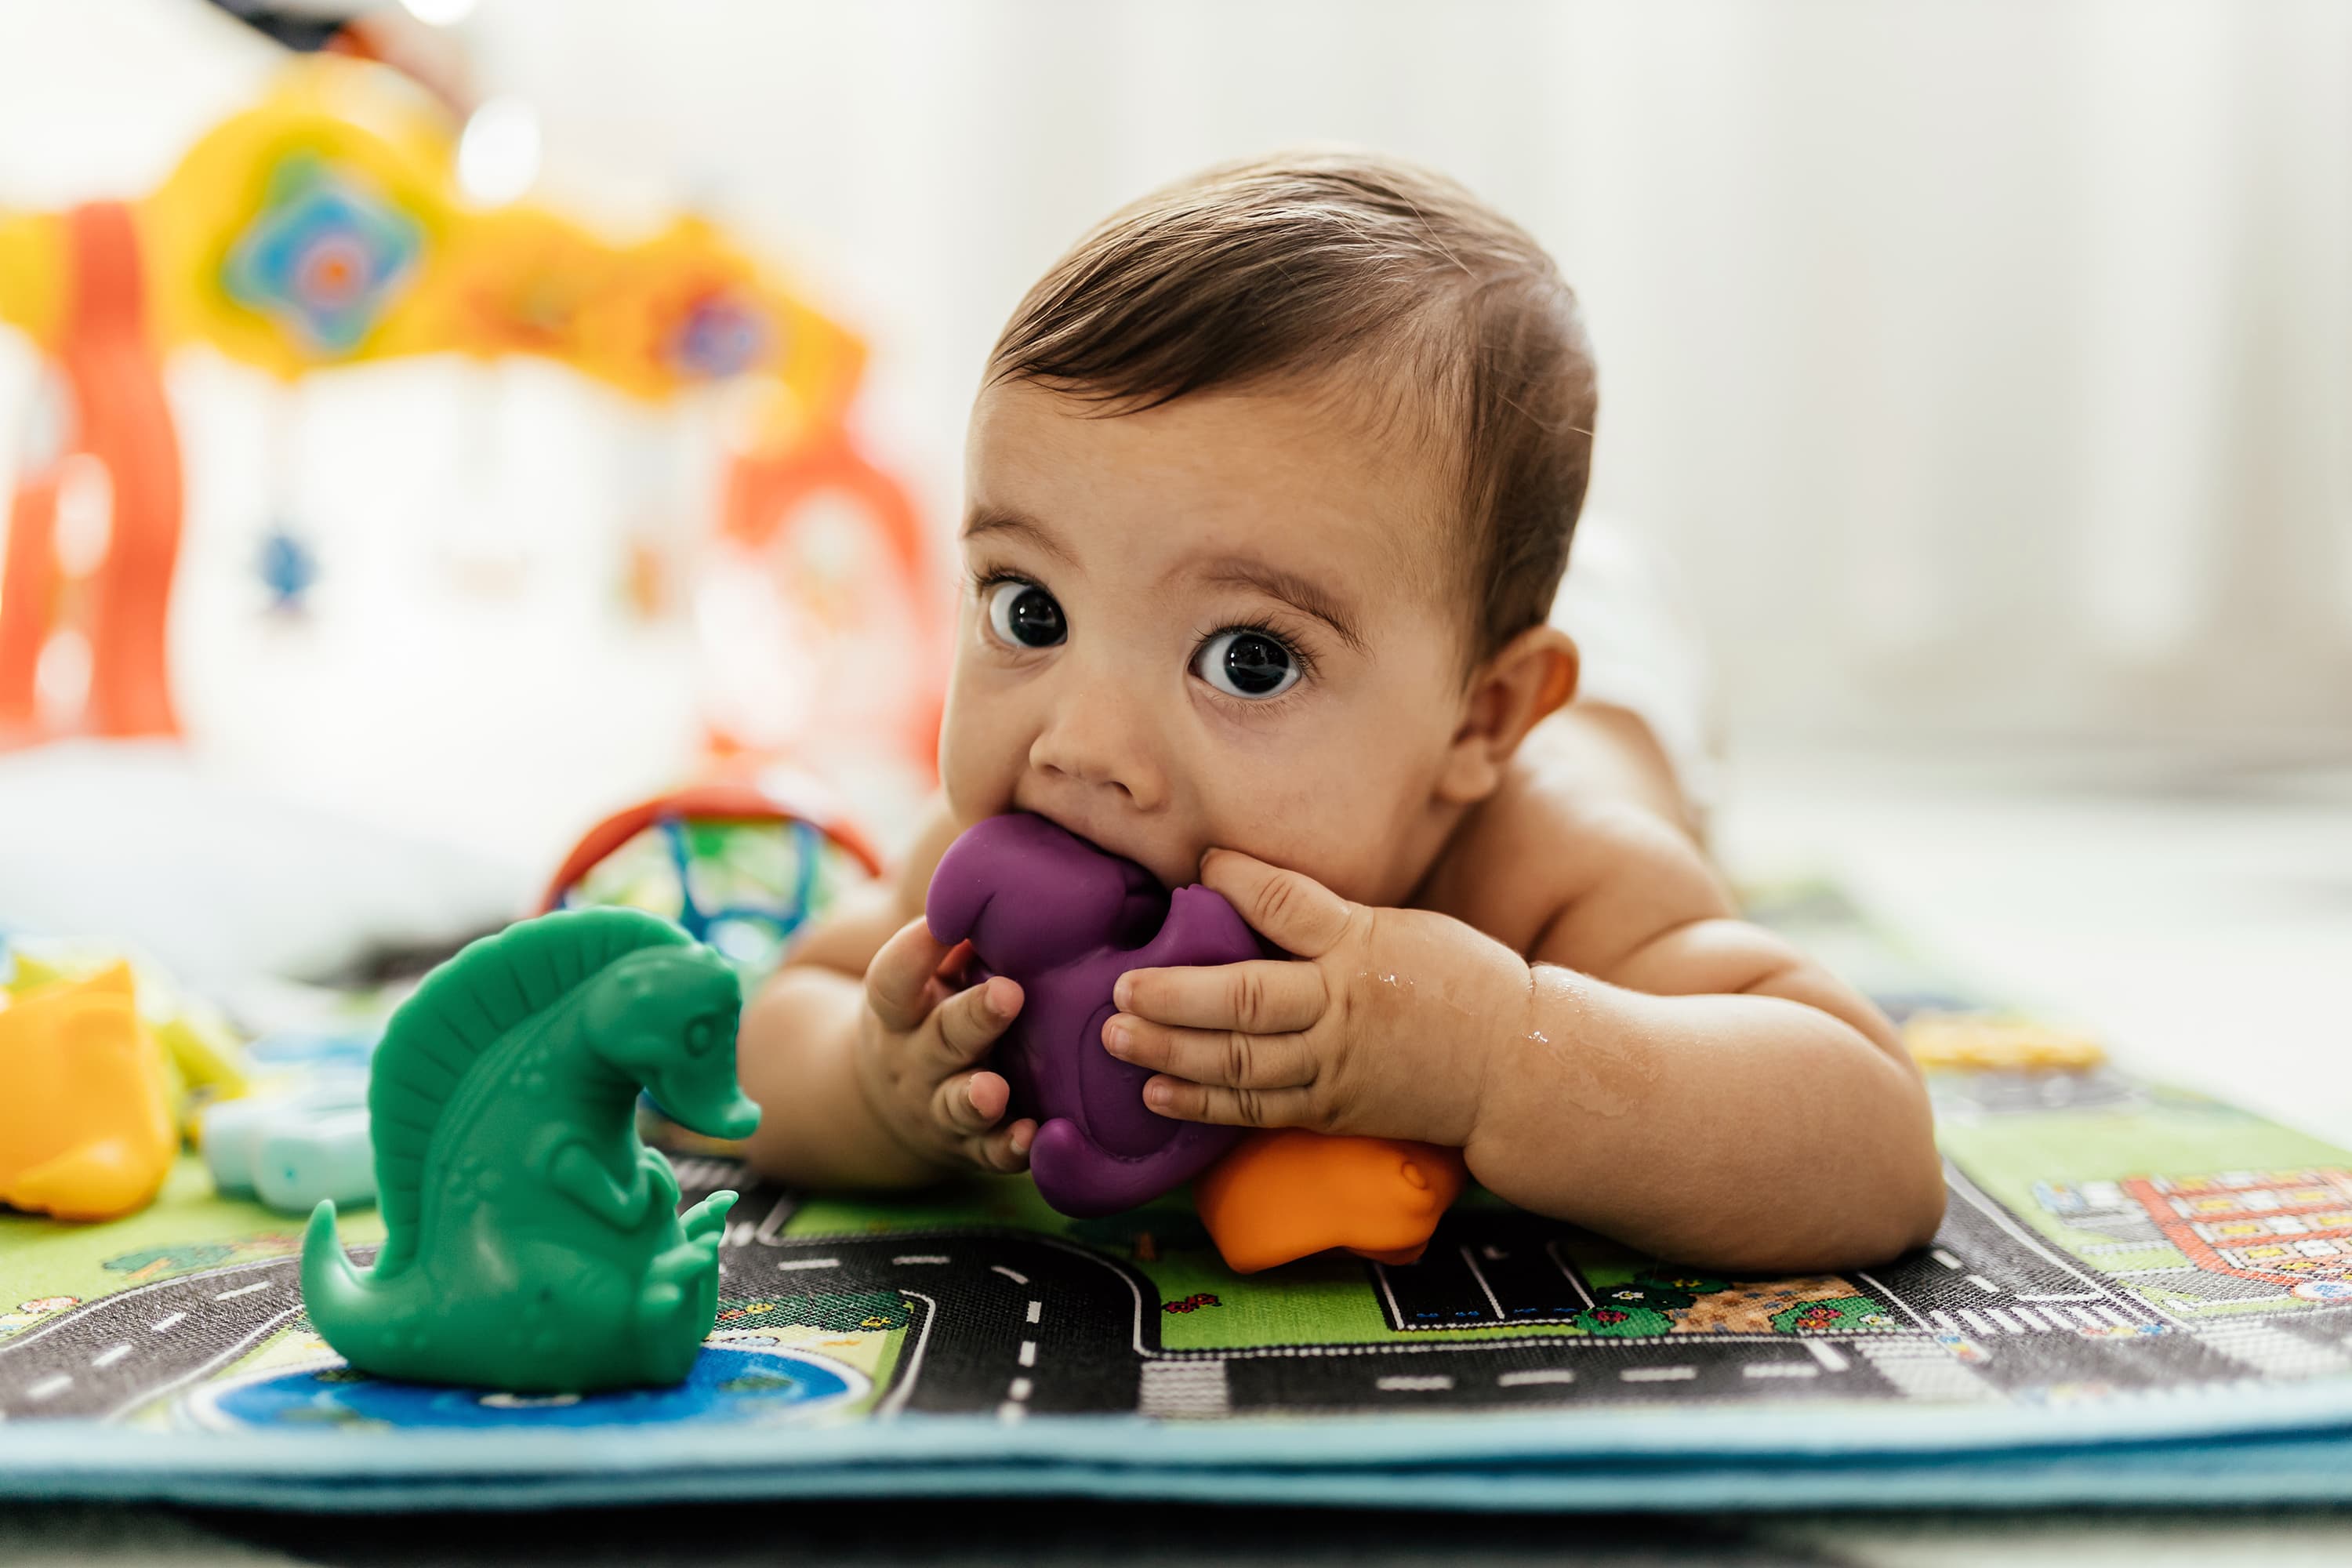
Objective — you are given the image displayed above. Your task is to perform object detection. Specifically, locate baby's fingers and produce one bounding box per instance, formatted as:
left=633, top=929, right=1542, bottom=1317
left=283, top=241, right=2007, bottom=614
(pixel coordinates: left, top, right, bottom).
left=1114, top=959, right=1323, bottom=1034
left=932, top=1069, right=1011, bottom=1136
left=866, top=917, right=955, bottom=1033
left=970, top=1116, right=1037, bottom=1174
left=1145, top=1077, right=1315, bottom=1130
left=927, top=975, right=1022, bottom=1070
left=1102, top=1015, right=1319, bottom=1089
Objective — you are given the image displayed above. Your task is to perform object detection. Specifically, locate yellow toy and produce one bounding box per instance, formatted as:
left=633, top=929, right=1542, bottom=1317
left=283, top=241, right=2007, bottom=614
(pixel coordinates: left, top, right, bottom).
left=1903, top=1011, right=2108, bottom=1073
left=5, top=939, right=250, bottom=1139
left=0, top=965, right=178, bottom=1221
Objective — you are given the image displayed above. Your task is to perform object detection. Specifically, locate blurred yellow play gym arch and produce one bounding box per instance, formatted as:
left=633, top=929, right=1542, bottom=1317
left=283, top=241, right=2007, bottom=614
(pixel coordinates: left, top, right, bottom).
left=0, top=55, right=939, bottom=773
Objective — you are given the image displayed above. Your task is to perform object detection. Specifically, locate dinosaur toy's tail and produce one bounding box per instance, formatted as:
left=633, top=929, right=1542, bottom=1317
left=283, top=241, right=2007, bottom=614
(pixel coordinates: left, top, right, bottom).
left=301, top=1199, right=397, bottom=1372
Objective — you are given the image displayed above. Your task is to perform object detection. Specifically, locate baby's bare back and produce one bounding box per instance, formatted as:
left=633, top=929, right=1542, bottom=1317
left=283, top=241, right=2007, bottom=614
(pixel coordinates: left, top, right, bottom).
left=1412, top=703, right=1731, bottom=971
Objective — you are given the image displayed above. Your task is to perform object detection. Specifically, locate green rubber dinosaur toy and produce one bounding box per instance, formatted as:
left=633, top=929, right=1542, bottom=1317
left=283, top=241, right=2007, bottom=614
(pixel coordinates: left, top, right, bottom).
left=301, top=907, right=761, bottom=1393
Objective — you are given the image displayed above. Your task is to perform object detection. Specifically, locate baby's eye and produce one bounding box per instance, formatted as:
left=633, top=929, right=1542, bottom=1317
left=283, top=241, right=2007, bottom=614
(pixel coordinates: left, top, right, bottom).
left=1192, top=629, right=1301, bottom=700
left=982, top=578, right=1066, bottom=649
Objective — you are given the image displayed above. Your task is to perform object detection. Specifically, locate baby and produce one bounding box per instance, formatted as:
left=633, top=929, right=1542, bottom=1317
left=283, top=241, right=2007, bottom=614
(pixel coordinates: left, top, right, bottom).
left=739, top=151, right=1944, bottom=1272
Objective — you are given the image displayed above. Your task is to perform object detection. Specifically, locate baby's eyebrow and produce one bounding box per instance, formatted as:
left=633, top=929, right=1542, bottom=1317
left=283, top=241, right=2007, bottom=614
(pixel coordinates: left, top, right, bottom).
left=962, top=507, right=1077, bottom=566
left=1200, top=558, right=1368, bottom=656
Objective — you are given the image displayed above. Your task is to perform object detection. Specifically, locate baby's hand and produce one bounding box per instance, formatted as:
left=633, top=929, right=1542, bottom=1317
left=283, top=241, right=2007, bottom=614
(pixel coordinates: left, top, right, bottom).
left=855, top=917, right=1037, bottom=1176
left=1102, top=850, right=1525, bottom=1145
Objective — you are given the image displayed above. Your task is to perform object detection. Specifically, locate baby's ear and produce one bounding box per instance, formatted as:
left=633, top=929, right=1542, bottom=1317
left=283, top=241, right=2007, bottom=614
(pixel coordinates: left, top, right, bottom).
left=1437, top=626, right=1579, bottom=805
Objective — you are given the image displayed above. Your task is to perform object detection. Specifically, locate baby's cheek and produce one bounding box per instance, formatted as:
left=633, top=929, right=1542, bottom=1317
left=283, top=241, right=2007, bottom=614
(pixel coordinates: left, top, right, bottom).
left=935, top=684, right=1025, bottom=823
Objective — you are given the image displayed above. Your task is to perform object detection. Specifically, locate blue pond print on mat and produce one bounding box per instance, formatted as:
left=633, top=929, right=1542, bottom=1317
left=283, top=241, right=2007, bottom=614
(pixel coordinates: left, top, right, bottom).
left=187, top=1341, right=866, bottom=1431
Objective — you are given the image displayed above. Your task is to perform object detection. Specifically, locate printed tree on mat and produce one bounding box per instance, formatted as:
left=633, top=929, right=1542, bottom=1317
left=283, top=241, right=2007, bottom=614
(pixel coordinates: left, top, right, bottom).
left=1770, top=1296, right=1886, bottom=1334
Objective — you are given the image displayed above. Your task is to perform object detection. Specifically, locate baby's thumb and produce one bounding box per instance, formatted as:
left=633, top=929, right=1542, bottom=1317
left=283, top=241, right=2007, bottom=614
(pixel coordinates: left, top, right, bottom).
left=866, top=916, right=953, bottom=1033
left=1198, top=849, right=1355, bottom=960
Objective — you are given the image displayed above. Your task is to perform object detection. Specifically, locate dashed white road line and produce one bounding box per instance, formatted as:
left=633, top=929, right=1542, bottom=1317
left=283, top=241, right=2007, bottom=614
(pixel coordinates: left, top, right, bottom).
left=25, top=1374, right=71, bottom=1402
left=89, top=1344, right=132, bottom=1370
left=1621, top=1366, right=1697, bottom=1383
left=1018, top=1340, right=1037, bottom=1367
left=1025, top=1300, right=1042, bottom=1324
left=1932, top=1249, right=1963, bottom=1270
left=1803, top=1339, right=1850, bottom=1372
left=0, top=1258, right=285, bottom=1362
left=1966, top=1274, right=2000, bottom=1293
left=151, top=1312, right=186, bottom=1334
left=1376, top=1374, right=1454, bottom=1392
left=214, top=1282, right=270, bottom=1301
left=991, top=1265, right=1029, bottom=1286
left=1497, top=1369, right=1575, bottom=1387
left=891, top=1254, right=949, bottom=1265
left=988, top=1363, right=1035, bottom=1429
left=2012, top=1306, right=2051, bottom=1330
left=2019, top=1292, right=2106, bottom=1304
left=104, top=1306, right=298, bottom=1425
left=775, top=1257, right=840, bottom=1272
left=1744, top=1363, right=1820, bottom=1379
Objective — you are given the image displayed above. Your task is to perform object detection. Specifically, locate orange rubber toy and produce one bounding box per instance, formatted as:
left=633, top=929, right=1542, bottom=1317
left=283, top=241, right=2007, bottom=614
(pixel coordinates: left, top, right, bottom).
left=0, top=964, right=178, bottom=1221
left=1194, top=1131, right=1468, bottom=1274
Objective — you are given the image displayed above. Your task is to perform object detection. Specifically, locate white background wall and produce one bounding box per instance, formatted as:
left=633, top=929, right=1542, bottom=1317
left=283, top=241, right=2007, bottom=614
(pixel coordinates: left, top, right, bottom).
left=471, top=0, right=2352, bottom=751
left=1, top=0, right=2348, bottom=866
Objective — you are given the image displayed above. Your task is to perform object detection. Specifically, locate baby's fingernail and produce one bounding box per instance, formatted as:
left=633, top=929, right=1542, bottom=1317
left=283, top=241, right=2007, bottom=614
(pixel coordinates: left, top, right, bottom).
left=1145, top=1081, right=1173, bottom=1110
left=1112, top=975, right=1134, bottom=1010
left=985, top=980, right=1010, bottom=1018
left=1104, top=1019, right=1131, bottom=1056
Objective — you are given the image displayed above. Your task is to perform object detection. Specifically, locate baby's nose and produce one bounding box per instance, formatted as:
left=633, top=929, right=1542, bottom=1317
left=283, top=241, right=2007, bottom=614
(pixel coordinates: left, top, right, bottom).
left=1029, top=682, right=1170, bottom=811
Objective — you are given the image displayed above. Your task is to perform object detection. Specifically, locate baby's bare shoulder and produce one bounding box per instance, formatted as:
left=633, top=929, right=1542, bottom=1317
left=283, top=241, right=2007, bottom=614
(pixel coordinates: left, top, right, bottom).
left=1426, top=754, right=1734, bottom=969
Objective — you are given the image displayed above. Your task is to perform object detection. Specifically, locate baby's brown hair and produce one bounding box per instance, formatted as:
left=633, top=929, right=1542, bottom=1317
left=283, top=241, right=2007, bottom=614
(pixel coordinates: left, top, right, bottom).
left=988, top=148, right=1598, bottom=666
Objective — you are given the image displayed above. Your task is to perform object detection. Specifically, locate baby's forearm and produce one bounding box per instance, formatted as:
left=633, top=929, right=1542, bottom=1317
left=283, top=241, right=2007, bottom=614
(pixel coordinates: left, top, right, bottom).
left=1466, top=966, right=1945, bottom=1272
left=736, top=966, right=939, bottom=1190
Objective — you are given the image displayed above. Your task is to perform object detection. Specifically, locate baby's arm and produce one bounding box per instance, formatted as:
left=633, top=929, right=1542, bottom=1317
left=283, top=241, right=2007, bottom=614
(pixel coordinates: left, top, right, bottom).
left=1444, top=702, right=1944, bottom=1265
left=1107, top=709, right=1944, bottom=1272
left=1475, top=807, right=1944, bottom=1270
left=739, top=808, right=1036, bottom=1188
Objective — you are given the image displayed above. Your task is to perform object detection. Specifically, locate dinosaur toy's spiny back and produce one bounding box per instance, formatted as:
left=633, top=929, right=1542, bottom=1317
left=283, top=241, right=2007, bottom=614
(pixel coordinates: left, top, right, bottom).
left=367, top=908, right=689, bottom=1269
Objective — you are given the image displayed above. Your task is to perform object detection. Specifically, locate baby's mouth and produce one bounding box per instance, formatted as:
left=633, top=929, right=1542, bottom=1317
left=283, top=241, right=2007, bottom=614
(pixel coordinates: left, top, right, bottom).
left=1015, top=800, right=1192, bottom=889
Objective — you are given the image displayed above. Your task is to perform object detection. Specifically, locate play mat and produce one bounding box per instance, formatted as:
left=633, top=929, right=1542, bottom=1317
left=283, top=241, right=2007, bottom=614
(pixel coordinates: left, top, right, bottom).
left=7, top=884, right=2352, bottom=1512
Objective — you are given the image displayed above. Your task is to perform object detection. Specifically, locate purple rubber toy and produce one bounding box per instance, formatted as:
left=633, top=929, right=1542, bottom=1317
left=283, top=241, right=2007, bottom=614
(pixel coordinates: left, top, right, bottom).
left=925, top=813, right=1259, bottom=1218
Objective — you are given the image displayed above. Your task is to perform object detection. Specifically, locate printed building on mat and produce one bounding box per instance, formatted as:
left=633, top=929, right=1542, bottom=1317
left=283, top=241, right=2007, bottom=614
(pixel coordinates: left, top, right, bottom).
left=2036, top=1168, right=2352, bottom=1305
left=2126, top=1170, right=2352, bottom=1288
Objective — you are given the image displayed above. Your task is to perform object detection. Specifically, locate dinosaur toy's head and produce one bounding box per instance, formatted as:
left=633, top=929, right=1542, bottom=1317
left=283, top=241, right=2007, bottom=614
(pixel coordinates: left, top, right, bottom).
left=583, top=946, right=760, bottom=1142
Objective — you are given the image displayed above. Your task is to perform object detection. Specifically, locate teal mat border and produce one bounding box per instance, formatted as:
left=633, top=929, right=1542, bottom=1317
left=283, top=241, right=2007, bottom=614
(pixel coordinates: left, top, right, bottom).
left=12, top=1377, right=2352, bottom=1512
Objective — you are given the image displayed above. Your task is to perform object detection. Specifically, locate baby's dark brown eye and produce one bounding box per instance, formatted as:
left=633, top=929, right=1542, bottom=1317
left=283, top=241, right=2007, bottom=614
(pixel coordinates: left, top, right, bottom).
left=984, top=579, right=1065, bottom=648
left=1193, top=629, right=1299, bottom=699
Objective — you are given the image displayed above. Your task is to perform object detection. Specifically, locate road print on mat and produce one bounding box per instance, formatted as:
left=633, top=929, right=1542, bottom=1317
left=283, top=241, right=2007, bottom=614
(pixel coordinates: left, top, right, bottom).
left=6, top=880, right=2352, bottom=1428
left=11, top=1065, right=2352, bottom=1430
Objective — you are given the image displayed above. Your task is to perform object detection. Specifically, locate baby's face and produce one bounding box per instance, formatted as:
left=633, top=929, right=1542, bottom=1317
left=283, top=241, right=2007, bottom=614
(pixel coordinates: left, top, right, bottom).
left=940, top=378, right=1472, bottom=905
